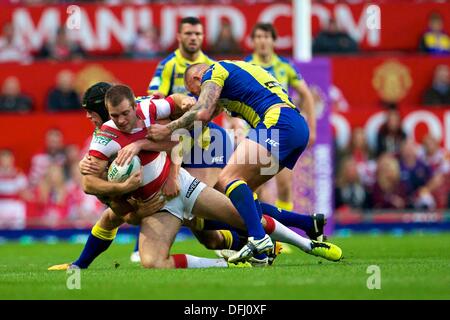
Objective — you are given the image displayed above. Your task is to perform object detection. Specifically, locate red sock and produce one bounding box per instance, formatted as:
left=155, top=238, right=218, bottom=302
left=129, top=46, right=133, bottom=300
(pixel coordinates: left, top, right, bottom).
left=263, top=214, right=276, bottom=234
left=172, top=254, right=188, bottom=268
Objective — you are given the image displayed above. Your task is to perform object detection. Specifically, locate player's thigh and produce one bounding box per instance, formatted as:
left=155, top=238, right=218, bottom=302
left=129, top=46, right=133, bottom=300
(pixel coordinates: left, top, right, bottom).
left=186, top=167, right=222, bottom=187
left=217, top=138, right=276, bottom=191
left=191, top=187, right=245, bottom=231
left=139, top=211, right=182, bottom=265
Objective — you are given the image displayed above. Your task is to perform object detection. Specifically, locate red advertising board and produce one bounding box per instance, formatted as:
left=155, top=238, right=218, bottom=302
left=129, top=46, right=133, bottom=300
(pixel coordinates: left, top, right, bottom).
left=0, top=2, right=449, bottom=55
left=331, top=55, right=450, bottom=107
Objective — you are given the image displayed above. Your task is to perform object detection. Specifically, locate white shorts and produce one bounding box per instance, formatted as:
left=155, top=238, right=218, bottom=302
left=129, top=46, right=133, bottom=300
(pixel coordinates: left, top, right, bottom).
left=162, top=167, right=207, bottom=221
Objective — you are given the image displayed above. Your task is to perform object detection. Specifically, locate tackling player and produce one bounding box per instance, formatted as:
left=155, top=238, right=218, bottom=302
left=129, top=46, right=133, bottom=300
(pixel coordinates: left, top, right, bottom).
left=148, top=61, right=325, bottom=263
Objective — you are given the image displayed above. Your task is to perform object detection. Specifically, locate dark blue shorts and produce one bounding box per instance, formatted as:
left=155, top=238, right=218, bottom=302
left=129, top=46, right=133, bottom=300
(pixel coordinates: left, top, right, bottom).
left=181, top=122, right=233, bottom=169
left=246, top=107, right=309, bottom=170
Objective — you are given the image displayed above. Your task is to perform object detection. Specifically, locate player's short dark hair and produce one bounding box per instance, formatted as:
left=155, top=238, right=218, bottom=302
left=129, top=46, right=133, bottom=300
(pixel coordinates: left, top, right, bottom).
left=251, top=22, right=277, bottom=40
left=178, top=16, right=202, bottom=32
left=105, top=85, right=136, bottom=109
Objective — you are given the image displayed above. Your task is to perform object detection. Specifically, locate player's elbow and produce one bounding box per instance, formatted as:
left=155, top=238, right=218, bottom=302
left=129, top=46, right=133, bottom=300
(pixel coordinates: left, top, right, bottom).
left=196, top=109, right=212, bottom=123
left=81, top=176, right=96, bottom=195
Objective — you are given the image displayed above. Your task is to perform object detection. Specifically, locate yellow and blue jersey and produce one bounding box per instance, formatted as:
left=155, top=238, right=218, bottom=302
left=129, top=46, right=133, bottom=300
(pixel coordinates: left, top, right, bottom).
left=202, top=60, right=296, bottom=128
left=244, top=53, right=304, bottom=92
left=148, top=49, right=215, bottom=96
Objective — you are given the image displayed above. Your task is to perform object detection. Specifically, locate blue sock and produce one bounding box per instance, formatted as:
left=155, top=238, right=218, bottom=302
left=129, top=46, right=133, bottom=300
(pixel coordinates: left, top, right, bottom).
left=254, top=195, right=263, bottom=219
left=260, top=202, right=313, bottom=231
left=73, top=234, right=114, bottom=269
left=133, top=235, right=139, bottom=252
left=73, top=223, right=117, bottom=269
left=225, top=180, right=266, bottom=240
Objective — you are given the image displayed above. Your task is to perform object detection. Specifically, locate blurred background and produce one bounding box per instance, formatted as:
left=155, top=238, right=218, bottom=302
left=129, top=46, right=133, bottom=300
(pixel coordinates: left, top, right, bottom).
left=0, top=0, right=449, bottom=242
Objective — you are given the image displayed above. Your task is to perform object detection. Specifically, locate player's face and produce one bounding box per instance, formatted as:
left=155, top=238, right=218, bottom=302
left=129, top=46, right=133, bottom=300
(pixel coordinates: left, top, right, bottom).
left=252, top=29, right=275, bottom=57
left=108, top=99, right=137, bottom=133
left=86, top=110, right=103, bottom=128
left=178, top=23, right=204, bottom=54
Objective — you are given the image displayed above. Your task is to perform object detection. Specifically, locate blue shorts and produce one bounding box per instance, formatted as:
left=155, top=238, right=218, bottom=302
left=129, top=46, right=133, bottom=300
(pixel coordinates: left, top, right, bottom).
left=246, top=107, right=309, bottom=170
left=181, top=122, right=233, bottom=169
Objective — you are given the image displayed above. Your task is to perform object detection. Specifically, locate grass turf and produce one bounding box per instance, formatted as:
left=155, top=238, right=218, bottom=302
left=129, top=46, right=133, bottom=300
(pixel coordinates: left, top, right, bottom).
left=1, top=233, right=450, bottom=300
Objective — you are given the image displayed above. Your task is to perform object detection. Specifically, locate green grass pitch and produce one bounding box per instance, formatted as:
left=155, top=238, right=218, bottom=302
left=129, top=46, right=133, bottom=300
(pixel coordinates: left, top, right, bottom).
left=1, top=233, right=450, bottom=300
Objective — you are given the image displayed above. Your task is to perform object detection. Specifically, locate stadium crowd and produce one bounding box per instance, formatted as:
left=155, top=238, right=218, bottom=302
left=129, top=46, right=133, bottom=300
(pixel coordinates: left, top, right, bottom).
left=0, top=0, right=449, bottom=229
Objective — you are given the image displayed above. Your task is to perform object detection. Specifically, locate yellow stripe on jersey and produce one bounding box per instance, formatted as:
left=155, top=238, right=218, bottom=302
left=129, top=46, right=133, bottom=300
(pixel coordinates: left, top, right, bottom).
left=263, top=107, right=281, bottom=129
left=159, top=59, right=176, bottom=96
left=233, top=60, right=295, bottom=109
left=202, top=60, right=295, bottom=128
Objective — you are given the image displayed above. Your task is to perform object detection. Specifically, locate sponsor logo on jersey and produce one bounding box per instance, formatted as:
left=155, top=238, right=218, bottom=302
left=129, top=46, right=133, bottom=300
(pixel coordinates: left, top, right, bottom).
left=186, top=178, right=201, bottom=198
left=94, top=134, right=112, bottom=146
left=211, top=156, right=224, bottom=163
left=264, top=81, right=282, bottom=89
left=265, top=138, right=280, bottom=148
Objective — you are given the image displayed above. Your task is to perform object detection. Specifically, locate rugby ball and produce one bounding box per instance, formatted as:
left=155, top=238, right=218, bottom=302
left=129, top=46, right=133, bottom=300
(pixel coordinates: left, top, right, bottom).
left=107, top=155, right=141, bottom=182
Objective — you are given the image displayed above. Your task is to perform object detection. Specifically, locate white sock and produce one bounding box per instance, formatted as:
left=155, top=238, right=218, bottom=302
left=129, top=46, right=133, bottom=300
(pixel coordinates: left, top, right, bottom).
left=269, top=218, right=312, bottom=252
left=185, top=254, right=228, bottom=268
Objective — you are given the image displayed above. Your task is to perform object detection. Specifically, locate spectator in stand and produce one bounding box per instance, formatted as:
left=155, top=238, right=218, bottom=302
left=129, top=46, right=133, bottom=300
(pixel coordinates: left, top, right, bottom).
left=64, top=143, right=81, bottom=180
left=339, top=127, right=377, bottom=188
left=418, top=134, right=450, bottom=209
left=38, top=26, right=86, bottom=61
left=418, top=134, right=450, bottom=176
left=422, top=64, right=450, bottom=106
left=65, top=164, right=104, bottom=228
left=313, top=18, right=358, bottom=54
left=419, top=12, right=450, bottom=55
left=128, top=26, right=162, bottom=59
left=0, top=76, right=33, bottom=112
left=210, top=20, right=242, bottom=56
left=33, top=164, right=68, bottom=228
left=28, top=128, right=67, bottom=187
left=398, top=139, right=434, bottom=209
left=0, top=23, right=32, bottom=63
left=369, top=153, right=407, bottom=210
left=376, top=108, right=407, bottom=157
left=46, top=70, right=81, bottom=112
left=335, top=156, right=368, bottom=210
left=0, top=149, right=30, bottom=229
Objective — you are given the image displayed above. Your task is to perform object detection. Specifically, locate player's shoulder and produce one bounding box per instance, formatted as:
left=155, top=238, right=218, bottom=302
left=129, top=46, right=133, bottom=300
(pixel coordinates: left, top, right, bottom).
left=243, top=54, right=254, bottom=62
left=157, top=52, right=177, bottom=68
left=277, top=55, right=293, bottom=65
left=98, top=121, right=120, bottom=138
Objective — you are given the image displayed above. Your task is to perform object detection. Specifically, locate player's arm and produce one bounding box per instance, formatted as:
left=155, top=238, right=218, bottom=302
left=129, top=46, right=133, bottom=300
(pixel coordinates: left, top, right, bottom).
left=81, top=156, right=141, bottom=197
left=148, top=59, right=173, bottom=97
left=292, top=80, right=316, bottom=146
left=167, top=82, right=222, bottom=132
left=115, top=138, right=178, bottom=166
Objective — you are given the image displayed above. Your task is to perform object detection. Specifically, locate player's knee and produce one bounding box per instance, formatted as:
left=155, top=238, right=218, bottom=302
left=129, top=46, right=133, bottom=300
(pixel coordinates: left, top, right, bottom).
left=217, top=172, right=241, bottom=193
left=122, top=213, right=141, bottom=225
left=140, top=255, right=167, bottom=269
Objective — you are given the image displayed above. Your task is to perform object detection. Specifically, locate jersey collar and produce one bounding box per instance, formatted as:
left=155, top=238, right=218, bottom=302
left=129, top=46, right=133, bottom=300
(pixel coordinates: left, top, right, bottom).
left=175, top=49, right=208, bottom=67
